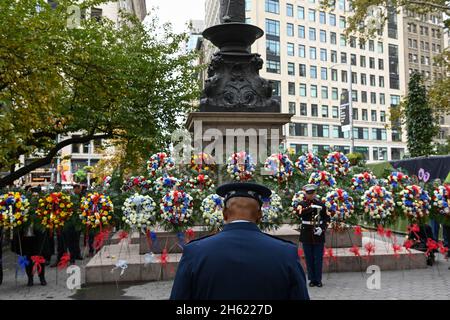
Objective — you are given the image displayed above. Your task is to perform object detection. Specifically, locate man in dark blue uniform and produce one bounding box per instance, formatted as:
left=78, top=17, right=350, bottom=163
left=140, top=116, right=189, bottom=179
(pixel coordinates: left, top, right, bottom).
left=170, top=182, right=309, bottom=300
left=298, top=184, right=330, bottom=288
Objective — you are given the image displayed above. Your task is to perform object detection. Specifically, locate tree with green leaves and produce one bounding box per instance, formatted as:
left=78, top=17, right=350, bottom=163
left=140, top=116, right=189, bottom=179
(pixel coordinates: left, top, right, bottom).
left=404, top=72, right=439, bottom=157
left=0, top=0, right=201, bottom=188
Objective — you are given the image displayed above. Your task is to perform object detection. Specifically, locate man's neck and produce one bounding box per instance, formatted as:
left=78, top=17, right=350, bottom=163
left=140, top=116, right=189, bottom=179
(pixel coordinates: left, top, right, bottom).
left=228, top=219, right=253, bottom=224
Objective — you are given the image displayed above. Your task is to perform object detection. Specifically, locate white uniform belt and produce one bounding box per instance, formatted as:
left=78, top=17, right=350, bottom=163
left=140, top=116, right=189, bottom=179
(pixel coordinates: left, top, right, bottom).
left=302, top=221, right=323, bottom=225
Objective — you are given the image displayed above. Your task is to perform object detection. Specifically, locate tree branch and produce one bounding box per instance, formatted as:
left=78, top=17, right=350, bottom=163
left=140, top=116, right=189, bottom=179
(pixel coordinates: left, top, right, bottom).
left=0, top=133, right=113, bottom=188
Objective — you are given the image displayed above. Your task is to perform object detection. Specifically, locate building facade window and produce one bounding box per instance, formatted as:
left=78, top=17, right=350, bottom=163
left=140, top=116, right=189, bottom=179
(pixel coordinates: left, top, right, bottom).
left=297, top=6, right=305, bottom=19
left=265, top=0, right=280, bottom=14
left=289, top=101, right=296, bottom=114
left=286, top=3, right=294, bottom=16
left=298, top=44, right=305, bottom=57
left=266, top=60, right=281, bottom=73
left=300, top=103, right=307, bottom=116
left=265, top=19, right=280, bottom=36
left=288, top=82, right=296, bottom=95
left=266, top=39, right=280, bottom=56
left=287, top=42, right=294, bottom=56
left=298, top=25, right=306, bottom=38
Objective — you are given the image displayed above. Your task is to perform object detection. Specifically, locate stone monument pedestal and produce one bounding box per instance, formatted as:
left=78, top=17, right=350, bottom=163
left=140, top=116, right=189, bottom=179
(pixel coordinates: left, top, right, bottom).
left=186, top=112, right=293, bottom=161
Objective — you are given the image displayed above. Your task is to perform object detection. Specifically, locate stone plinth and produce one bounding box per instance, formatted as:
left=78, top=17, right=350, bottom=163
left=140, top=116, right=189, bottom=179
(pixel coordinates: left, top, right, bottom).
left=116, top=224, right=362, bottom=254
left=85, top=243, right=181, bottom=284
left=85, top=236, right=427, bottom=284
left=186, top=112, right=293, bottom=163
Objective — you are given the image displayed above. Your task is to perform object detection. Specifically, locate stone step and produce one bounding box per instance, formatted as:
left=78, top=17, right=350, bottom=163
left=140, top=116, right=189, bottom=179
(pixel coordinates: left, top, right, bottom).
left=110, top=225, right=363, bottom=255
left=85, top=237, right=426, bottom=284
left=85, top=243, right=181, bottom=284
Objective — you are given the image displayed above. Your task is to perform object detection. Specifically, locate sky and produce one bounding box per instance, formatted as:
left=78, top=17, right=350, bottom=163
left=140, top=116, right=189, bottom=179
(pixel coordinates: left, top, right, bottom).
left=145, top=0, right=205, bottom=33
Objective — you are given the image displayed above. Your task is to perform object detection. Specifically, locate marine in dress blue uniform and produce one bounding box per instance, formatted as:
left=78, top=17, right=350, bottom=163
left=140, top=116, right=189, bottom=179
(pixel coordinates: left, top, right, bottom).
left=170, top=182, right=309, bottom=300
left=298, top=184, right=330, bottom=288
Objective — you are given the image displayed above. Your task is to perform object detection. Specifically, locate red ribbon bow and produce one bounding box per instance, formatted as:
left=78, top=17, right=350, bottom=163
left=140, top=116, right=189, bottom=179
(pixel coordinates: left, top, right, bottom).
left=93, top=230, right=109, bottom=251
left=438, top=242, right=449, bottom=256
left=31, top=256, right=46, bottom=275
left=185, top=228, right=195, bottom=243
left=364, top=242, right=376, bottom=256
left=392, top=243, right=402, bottom=257
left=297, top=248, right=304, bottom=258
left=57, top=253, right=71, bottom=270
left=160, top=248, right=169, bottom=265
left=385, top=229, right=392, bottom=238
left=323, top=247, right=335, bottom=260
left=377, top=225, right=385, bottom=237
left=354, top=226, right=362, bottom=236
left=403, top=239, right=414, bottom=253
left=349, top=245, right=360, bottom=257
left=118, top=231, right=129, bottom=241
left=444, top=184, right=450, bottom=196
left=426, top=238, right=439, bottom=257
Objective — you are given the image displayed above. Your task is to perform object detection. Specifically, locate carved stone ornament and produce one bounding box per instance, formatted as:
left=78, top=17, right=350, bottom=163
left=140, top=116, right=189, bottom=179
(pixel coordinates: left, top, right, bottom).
left=200, top=0, right=280, bottom=113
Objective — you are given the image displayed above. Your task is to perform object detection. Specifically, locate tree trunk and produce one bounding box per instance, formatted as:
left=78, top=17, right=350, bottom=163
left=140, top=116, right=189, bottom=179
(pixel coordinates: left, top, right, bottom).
left=0, top=133, right=112, bottom=188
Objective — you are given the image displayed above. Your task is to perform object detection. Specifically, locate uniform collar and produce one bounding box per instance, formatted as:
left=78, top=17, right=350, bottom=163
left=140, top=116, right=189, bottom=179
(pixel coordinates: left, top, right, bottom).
left=222, top=222, right=261, bottom=232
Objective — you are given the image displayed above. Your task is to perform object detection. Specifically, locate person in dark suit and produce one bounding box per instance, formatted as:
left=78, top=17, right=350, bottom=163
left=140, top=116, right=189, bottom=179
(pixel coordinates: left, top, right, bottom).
left=0, top=227, right=3, bottom=285
left=11, top=224, right=51, bottom=286
left=52, top=185, right=82, bottom=267
left=298, top=184, right=330, bottom=288
left=170, top=182, right=309, bottom=300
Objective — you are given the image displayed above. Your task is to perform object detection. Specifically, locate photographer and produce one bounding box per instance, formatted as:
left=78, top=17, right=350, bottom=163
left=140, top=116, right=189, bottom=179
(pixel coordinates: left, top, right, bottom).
left=298, top=184, right=330, bottom=288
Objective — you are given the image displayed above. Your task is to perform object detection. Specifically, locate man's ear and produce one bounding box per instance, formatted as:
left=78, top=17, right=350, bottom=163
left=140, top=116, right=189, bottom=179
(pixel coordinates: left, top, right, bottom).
left=223, top=206, right=229, bottom=222
left=255, top=208, right=262, bottom=223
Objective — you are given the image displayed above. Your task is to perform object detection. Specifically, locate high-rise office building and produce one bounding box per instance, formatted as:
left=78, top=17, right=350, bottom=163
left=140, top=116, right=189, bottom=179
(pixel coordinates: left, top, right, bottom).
left=203, top=0, right=448, bottom=162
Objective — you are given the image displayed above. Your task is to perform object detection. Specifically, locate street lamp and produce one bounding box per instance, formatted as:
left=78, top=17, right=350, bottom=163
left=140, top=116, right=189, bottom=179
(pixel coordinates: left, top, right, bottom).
left=330, top=62, right=354, bottom=154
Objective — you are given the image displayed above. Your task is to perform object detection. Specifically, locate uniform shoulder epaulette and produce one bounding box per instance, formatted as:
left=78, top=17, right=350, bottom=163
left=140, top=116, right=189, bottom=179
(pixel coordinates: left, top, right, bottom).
left=186, top=233, right=215, bottom=245
left=262, top=233, right=296, bottom=246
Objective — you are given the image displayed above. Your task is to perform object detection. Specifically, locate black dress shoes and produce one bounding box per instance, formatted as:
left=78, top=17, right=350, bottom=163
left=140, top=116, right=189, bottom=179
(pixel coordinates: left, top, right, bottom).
left=316, top=282, right=323, bottom=287
left=39, top=277, right=47, bottom=286
left=309, top=281, right=316, bottom=287
left=27, top=278, right=34, bottom=287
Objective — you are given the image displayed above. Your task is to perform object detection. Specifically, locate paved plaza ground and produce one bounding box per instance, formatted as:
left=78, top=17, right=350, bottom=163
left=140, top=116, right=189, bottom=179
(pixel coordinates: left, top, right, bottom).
left=1, top=247, right=449, bottom=300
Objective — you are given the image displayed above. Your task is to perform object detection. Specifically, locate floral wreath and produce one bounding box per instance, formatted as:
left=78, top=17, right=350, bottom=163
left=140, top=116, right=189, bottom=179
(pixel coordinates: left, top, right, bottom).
left=295, top=152, right=322, bottom=173
left=200, top=194, right=224, bottom=230
left=324, top=188, right=354, bottom=224
left=259, top=191, right=284, bottom=231
left=388, top=172, right=410, bottom=189
left=103, top=176, right=112, bottom=189
left=153, top=174, right=181, bottom=195
left=190, top=152, right=216, bottom=173
left=147, top=152, right=175, bottom=177
left=361, top=186, right=395, bottom=222
left=351, top=171, right=377, bottom=191
left=0, top=192, right=29, bottom=230
left=80, top=193, right=114, bottom=230
left=160, top=190, right=194, bottom=231
left=325, top=152, right=350, bottom=176
left=122, top=176, right=152, bottom=193
left=185, top=174, right=215, bottom=197
left=291, top=191, right=307, bottom=223
left=264, top=153, right=294, bottom=182
left=226, top=151, right=256, bottom=181
left=122, top=193, right=157, bottom=231
left=308, top=171, right=336, bottom=188
left=399, top=185, right=431, bottom=221
left=36, top=193, right=74, bottom=230
left=433, top=185, right=450, bottom=217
